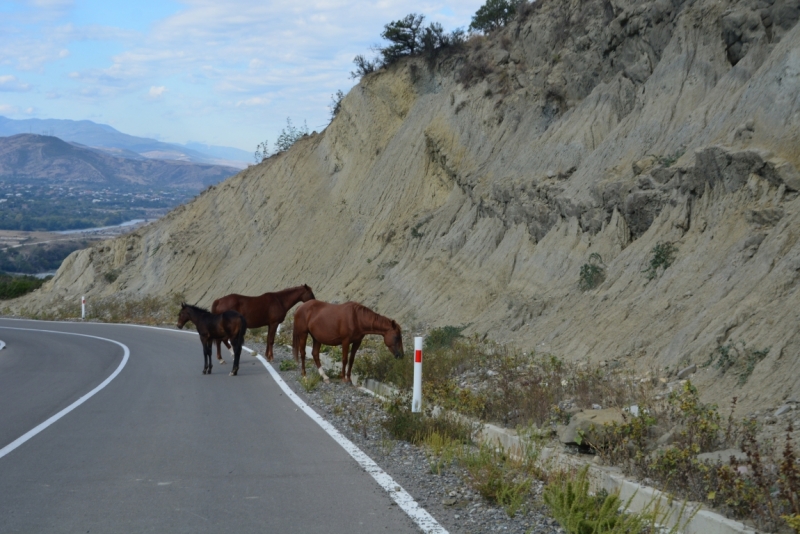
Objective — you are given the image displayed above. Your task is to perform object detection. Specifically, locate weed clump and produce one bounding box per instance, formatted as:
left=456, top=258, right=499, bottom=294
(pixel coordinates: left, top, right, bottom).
left=579, top=253, right=605, bottom=291
left=381, top=391, right=473, bottom=445
left=279, top=359, right=297, bottom=371
left=643, top=241, right=677, bottom=280
left=710, top=340, right=770, bottom=385
left=424, top=325, right=466, bottom=350
left=544, top=466, right=688, bottom=534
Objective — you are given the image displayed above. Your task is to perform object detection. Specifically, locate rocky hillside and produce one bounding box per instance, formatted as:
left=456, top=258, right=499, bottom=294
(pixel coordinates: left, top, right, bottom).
left=11, top=0, right=800, bottom=415
left=0, top=134, right=239, bottom=189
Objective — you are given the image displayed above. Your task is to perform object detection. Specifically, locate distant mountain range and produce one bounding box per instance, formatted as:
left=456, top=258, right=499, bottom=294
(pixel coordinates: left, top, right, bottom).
left=0, top=116, right=251, bottom=169
left=0, top=134, right=238, bottom=191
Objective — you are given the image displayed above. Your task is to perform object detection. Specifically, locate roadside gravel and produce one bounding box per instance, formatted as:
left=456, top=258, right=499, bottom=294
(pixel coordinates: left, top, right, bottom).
left=251, top=343, right=563, bottom=534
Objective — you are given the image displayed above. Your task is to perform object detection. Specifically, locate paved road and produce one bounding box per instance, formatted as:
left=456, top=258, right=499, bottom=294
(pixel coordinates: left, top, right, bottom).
left=0, top=319, right=423, bottom=533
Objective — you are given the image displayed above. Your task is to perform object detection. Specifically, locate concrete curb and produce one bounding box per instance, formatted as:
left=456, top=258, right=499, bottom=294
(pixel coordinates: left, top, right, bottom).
left=357, top=377, right=759, bottom=534
left=0, top=340, right=5, bottom=350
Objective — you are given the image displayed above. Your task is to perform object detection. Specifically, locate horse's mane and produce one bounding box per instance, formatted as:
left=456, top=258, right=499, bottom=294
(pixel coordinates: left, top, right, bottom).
left=351, top=302, right=394, bottom=330
left=272, top=284, right=311, bottom=296
left=182, top=303, right=211, bottom=314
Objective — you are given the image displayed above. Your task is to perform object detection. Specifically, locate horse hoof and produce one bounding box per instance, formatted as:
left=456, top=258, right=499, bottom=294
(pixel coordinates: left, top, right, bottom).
left=202, top=370, right=207, bottom=375
left=220, top=360, right=226, bottom=365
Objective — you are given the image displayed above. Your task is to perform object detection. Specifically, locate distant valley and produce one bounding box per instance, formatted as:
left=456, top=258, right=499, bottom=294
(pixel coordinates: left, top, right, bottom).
left=0, top=118, right=249, bottom=273
left=0, top=134, right=239, bottom=192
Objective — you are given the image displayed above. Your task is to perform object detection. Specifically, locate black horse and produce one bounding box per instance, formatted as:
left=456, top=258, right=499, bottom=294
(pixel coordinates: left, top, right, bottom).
left=177, top=303, right=247, bottom=376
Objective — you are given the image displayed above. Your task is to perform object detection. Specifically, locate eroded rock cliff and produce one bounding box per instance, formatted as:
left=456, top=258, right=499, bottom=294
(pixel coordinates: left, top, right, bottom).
left=13, top=0, right=800, bottom=413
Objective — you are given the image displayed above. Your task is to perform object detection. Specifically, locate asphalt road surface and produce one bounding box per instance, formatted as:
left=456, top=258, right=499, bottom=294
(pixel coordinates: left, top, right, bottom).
left=0, top=319, right=427, bottom=533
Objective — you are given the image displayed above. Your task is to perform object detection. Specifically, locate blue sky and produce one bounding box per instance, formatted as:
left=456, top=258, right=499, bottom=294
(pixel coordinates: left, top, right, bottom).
left=0, top=0, right=484, bottom=155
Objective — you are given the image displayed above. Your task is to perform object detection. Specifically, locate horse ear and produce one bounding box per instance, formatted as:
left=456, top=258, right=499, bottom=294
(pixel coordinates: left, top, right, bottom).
left=391, top=320, right=398, bottom=328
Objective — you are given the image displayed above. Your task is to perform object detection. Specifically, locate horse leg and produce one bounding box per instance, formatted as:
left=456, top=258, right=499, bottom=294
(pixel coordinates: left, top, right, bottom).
left=215, top=339, right=227, bottom=365
left=297, top=332, right=307, bottom=377
left=312, top=339, right=329, bottom=382
left=224, top=338, right=234, bottom=359
left=266, top=323, right=278, bottom=362
left=204, top=340, right=213, bottom=375
left=340, top=339, right=350, bottom=382
left=230, top=340, right=241, bottom=376
left=346, top=339, right=362, bottom=385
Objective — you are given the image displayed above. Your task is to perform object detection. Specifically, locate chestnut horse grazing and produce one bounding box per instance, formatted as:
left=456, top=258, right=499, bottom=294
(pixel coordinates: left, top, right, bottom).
left=211, top=284, right=315, bottom=363
left=177, top=303, right=247, bottom=376
left=292, top=300, right=404, bottom=384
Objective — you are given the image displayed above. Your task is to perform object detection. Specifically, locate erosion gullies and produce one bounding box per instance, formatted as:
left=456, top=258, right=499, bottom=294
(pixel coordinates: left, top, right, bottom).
left=12, top=0, right=800, bottom=414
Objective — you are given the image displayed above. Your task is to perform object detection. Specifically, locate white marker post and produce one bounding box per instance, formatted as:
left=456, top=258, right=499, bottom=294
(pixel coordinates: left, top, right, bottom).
left=81, top=296, right=86, bottom=319
left=412, top=336, right=423, bottom=413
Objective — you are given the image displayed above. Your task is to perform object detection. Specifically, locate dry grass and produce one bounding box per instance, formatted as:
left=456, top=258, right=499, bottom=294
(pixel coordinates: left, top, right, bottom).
left=357, top=330, right=800, bottom=532
left=14, top=291, right=186, bottom=325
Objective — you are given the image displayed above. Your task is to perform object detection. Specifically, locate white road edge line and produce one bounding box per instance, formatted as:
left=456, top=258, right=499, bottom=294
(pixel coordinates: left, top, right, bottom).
left=0, top=326, right=130, bottom=460
left=250, top=350, right=448, bottom=534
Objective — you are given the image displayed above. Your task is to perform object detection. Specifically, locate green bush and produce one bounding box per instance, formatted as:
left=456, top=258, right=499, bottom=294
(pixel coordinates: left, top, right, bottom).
left=470, top=0, right=526, bottom=33
left=329, top=90, right=345, bottom=119
left=543, top=466, right=687, bottom=534
left=274, top=117, right=309, bottom=153
left=0, top=272, right=49, bottom=300
left=351, top=13, right=466, bottom=79
left=643, top=241, right=678, bottom=280
left=279, top=359, right=297, bottom=371
left=381, top=392, right=473, bottom=445
left=579, top=253, right=605, bottom=291
left=712, top=340, right=771, bottom=385
left=424, top=325, right=466, bottom=350
left=461, top=441, right=533, bottom=517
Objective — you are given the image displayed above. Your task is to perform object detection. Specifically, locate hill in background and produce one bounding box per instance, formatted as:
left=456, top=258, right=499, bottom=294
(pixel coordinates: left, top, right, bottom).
left=0, top=134, right=239, bottom=191
left=0, top=116, right=251, bottom=169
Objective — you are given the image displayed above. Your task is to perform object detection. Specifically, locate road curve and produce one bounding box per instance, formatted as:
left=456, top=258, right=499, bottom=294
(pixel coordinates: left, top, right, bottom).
left=0, top=319, right=426, bottom=533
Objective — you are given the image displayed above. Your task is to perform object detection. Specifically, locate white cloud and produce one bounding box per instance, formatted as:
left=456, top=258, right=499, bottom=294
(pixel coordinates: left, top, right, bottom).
left=0, top=75, right=31, bottom=92
left=148, top=85, right=167, bottom=98
left=1, top=0, right=485, bottom=149
left=0, top=104, right=19, bottom=114
left=236, top=96, right=270, bottom=107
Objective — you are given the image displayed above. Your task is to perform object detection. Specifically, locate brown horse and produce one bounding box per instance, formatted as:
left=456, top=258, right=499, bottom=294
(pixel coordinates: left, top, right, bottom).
left=177, top=303, right=247, bottom=376
left=292, top=300, right=404, bottom=384
left=211, top=284, right=315, bottom=363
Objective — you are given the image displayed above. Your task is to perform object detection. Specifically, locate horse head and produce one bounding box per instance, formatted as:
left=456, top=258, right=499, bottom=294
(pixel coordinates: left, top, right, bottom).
left=176, top=302, right=190, bottom=329
left=301, top=284, right=316, bottom=302
left=383, top=320, right=404, bottom=359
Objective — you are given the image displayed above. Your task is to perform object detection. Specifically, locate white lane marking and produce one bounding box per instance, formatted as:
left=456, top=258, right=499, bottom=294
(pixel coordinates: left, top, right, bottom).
left=251, top=349, right=448, bottom=534
left=0, top=327, right=130, bottom=460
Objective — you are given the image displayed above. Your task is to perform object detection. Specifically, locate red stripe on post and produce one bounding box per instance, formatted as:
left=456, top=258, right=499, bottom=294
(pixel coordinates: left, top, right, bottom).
left=414, top=349, right=422, bottom=363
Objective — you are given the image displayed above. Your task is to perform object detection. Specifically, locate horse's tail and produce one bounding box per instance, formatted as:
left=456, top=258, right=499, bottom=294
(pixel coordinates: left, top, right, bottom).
left=292, top=309, right=305, bottom=362
left=292, top=325, right=300, bottom=362
left=238, top=315, right=248, bottom=345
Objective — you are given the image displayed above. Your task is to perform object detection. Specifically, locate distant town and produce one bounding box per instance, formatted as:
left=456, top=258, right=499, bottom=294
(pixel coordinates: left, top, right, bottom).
left=0, top=181, right=191, bottom=232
